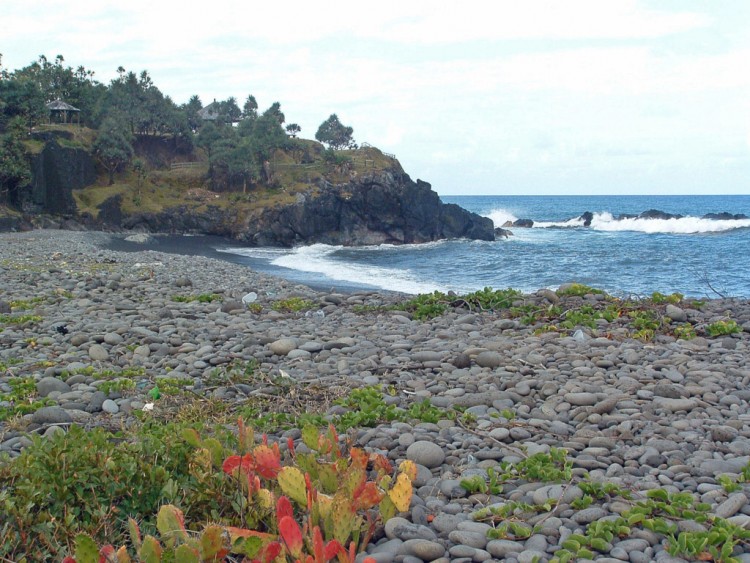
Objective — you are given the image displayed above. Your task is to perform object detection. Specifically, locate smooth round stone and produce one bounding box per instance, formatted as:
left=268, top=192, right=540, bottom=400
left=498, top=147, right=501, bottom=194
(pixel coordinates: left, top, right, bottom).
left=36, top=377, right=71, bottom=397
left=665, top=304, right=687, bottom=322
left=399, top=433, right=416, bottom=447
left=449, top=545, right=477, bottom=559
left=572, top=507, right=608, bottom=524
left=712, top=426, right=739, bottom=442
left=406, top=440, right=446, bottom=469
left=32, top=406, right=73, bottom=425
left=475, top=351, right=503, bottom=368
left=448, top=530, right=487, bottom=549
left=384, top=517, right=437, bottom=541
left=287, top=349, right=311, bottom=360
left=564, top=392, right=598, bottom=406
left=399, top=539, right=445, bottom=560
left=104, top=332, right=123, bottom=345
left=101, top=399, right=120, bottom=414
left=714, top=493, right=748, bottom=519
left=88, top=344, right=109, bottom=361
left=486, top=539, right=523, bottom=558
left=299, top=341, right=324, bottom=352
left=489, top=427, right=510, bottom=441
left=518, top=550, right=546, bottom=563
left=268, top=338, right=298, bottom=355
left=133, top=344, right=150, bottom=357
left=430, top=513, right=465, bottom=534
left=412, top=351, right=443, bottom=363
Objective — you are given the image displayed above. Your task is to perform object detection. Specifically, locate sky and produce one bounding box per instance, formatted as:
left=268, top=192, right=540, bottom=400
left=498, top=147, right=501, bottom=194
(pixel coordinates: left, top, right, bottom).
left=2, top=0, right=750, bottom=195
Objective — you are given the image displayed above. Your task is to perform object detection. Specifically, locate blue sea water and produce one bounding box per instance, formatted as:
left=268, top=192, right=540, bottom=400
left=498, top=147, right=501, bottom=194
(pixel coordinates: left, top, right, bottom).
left=217, top=195, right=750, bottom=298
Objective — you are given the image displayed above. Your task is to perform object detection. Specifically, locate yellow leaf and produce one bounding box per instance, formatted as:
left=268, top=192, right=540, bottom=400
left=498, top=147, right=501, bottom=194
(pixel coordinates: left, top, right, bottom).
left=399, top=460, right=417, bottom=482
left=277, top=466, right=307, bottom=506
left=388, top=473, right=413, bottom=513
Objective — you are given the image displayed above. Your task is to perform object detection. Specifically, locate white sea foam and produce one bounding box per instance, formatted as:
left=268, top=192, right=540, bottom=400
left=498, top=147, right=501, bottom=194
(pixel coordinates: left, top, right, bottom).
left=532, top=217, right=586, bottom=229
left=269, top=244, right=447, bottom=295
left=589, top=212, right=750, bottom=234
left=218, top=247, right=290, bottom=259
left=485, top=208, right=518, bottom=228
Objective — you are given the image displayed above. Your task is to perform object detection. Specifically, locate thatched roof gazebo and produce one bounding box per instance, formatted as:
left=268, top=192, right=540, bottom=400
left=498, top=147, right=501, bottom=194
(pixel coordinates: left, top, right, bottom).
left=46, top=99, right=81, bottom=124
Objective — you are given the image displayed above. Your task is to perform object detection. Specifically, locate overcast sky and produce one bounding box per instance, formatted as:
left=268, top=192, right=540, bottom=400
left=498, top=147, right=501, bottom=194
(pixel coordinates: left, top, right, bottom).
left=3, top=0, right=749, bottom=195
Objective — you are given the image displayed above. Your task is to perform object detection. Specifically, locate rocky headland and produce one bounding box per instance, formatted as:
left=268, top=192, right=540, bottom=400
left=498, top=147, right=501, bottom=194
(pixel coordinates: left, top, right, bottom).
left=3, top=230, right=750, bottom=561
left=0, top=131, right=495, bottom=247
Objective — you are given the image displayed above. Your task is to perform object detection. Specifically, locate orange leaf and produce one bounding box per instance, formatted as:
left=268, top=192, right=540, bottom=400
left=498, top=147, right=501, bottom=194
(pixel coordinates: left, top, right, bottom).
left=254, top=444, right=281, bottom=479
left=354, top=481, right=384, bottom=510
left=99, top=545, right=115, bottom=563
left=279, top=516, right=304, bottom=558
left=349, top=447, right=368, bottom=469
left=277, top=496, right=294, bottom=522
left=259, top=541, right=282, bottom=563
left=371, top=453, right=392, bottom=476
left=223, top=454, right=254, bottom=477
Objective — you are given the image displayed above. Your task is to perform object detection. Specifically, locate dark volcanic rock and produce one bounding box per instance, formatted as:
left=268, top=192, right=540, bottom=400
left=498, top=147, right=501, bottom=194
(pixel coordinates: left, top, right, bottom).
left=513, top=218, right=534, bottom=228
left=702, top=212, right=749, bottom=220
left=236, top=171, right=495, bottom=246
left=639, top=209, right=682, bottom=220
left=22, top=136, right=96, bottom=214
left=494, top=227, right=513, bottom=238
left=580, top=211, right=594, bottom=226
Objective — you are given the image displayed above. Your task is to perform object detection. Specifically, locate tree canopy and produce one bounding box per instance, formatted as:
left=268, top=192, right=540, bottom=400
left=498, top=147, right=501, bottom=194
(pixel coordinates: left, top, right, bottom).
left=0, top=53, right=364, bottom=196
left=315, top=114, right=356, bottom=150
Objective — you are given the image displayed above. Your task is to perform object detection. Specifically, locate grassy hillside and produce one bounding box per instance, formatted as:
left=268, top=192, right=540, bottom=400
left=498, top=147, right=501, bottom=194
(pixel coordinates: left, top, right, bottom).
left=70, top=131, right=400, bottom=219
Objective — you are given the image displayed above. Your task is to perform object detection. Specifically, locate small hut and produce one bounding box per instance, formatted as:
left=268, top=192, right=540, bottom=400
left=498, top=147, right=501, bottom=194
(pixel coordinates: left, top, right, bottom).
left=198, top=100, right=220, bottom=122
left=46, top=99, right=81, bottom=125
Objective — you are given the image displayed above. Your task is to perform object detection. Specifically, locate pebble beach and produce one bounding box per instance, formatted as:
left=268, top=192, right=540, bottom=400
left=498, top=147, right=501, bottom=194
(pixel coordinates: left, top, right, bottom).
left=3, top=229, right=750, bottom=562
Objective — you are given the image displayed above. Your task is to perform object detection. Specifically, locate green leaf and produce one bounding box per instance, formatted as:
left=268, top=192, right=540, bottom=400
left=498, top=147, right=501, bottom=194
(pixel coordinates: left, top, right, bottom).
left=174, top=544, right=200, bottom=563
left=74, top=533, right=100, bottom=563
left=139, top=535, right=163, bottom=563
left=181, top=428, right=202, bottom=448
left=156, top=504, right=188, bottom=547
left=302, top=425, right=320, bottom=451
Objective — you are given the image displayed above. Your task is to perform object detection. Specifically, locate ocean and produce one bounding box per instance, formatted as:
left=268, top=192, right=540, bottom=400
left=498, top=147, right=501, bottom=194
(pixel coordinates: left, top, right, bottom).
left=130, top=195, right=750, bottom=299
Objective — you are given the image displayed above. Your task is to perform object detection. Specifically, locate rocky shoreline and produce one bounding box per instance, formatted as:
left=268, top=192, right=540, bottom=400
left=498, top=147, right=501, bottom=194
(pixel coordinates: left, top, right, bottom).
left=3, top=230, right=750, bottom=562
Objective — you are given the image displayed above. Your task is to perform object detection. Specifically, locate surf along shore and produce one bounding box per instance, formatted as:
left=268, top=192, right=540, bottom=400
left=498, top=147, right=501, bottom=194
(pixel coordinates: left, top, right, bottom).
left=2, top=229, right=750, bottom=561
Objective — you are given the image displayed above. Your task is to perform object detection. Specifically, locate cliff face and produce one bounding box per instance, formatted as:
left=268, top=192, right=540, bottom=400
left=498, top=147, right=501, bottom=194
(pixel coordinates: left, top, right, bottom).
left=4, top=133, right=495, bottom=246
left=11, top=133, right=97, bottom=215
left=240, top=171, right=494, bottom=246
left=115, top=170, right=495, bottom=246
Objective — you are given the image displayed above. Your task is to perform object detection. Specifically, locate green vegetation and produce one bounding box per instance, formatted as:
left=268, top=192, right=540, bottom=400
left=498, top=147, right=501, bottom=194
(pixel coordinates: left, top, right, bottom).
left=2, top=53, right=377, bottom=214
left=170, top=293, right=222, bottom=303
left=315, top=113, right=356, bottom=150
left=383, top=285, right=743, bottom=342
left=556, top=283, right=605, bottom=297
left=1, top=420, right=416, bottom=562
left=0, top=377, right=55, bottom=421
left=393, top=287, right=522, bottom=320
left=707, top=319, right=742, bottom=337
left=270, top=297, right=316, bottom=313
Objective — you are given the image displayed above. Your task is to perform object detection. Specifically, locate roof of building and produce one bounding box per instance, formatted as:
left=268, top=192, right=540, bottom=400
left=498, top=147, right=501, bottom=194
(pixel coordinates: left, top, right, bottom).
left=46, top=99, right=80, bottom=112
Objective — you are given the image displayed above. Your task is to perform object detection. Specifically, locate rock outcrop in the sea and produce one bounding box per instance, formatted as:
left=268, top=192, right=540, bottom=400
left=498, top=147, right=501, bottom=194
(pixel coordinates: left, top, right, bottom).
left=240, top=172, right=495, bottom=246
left=116, top=170, right=496, bottom=247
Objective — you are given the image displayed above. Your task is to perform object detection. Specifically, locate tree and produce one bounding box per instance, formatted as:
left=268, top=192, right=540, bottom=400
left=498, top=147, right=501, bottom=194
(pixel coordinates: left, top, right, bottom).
left=242, top=95, right=258, bottom=120
left=93, top=117, right=134, bottom=185
left=183, top=95, right=203, bottom=132
left=196, top=121, right=223, bottom=168
left=219, top=97, right=242, bottom=125
left=0, top=117, right=32, bottom=204
left=315, top=114, right=355, bottom=150
left=285, top=123, right=301, bottom=138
